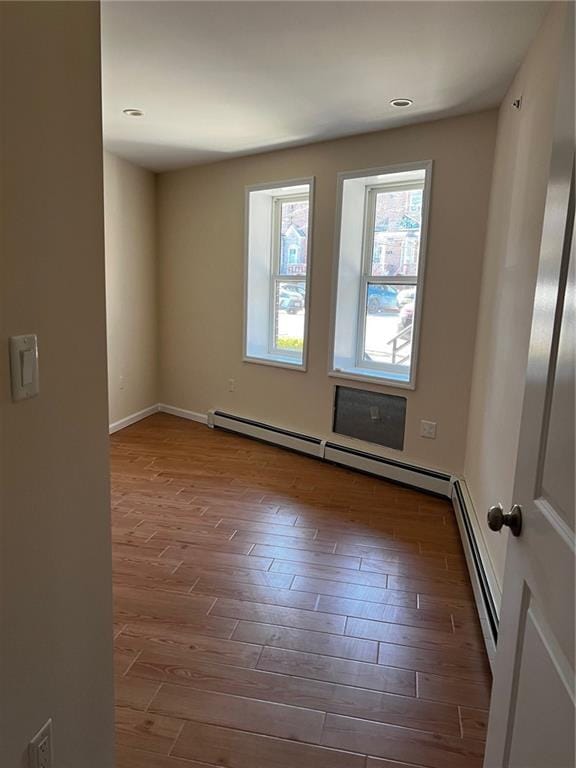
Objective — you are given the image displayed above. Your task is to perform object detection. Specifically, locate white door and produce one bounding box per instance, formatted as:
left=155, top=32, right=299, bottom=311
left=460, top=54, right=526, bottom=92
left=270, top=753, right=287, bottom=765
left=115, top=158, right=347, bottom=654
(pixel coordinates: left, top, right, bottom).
left=483, top=16, right=575, bottom=768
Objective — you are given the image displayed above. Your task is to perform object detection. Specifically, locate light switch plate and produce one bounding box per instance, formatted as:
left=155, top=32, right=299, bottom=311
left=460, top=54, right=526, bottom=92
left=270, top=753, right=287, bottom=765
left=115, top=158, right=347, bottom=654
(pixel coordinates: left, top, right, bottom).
left=9, top=334, right=39, bottom=401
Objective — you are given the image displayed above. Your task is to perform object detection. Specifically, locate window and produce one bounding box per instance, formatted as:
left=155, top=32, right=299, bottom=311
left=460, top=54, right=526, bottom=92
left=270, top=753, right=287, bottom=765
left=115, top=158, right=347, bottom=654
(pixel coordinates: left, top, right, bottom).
left=330, top=163, right=431, bottom=388
left=244, top=179, right=313, bottom=368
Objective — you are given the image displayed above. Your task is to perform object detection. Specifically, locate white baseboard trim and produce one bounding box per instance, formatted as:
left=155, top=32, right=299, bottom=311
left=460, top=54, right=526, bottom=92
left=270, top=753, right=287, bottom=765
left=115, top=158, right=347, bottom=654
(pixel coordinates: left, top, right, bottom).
left=108, top=402, right=208, bottom=434
left=158, top=403, right=208, bottom=425
left=109, top=404, right=159, bottom=434
left=451, top=477, right=501, bottom=667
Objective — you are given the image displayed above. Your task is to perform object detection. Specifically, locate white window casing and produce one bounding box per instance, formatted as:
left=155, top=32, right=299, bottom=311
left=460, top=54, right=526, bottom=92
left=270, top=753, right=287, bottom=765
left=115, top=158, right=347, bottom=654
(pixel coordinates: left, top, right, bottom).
left=329, top=161, right=432, bottom=389
left=244, top=178, right=314, bottom=370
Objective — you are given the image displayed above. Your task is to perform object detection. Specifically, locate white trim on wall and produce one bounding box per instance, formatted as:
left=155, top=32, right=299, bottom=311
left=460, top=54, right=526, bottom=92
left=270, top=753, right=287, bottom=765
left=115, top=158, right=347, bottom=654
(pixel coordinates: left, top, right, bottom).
left=243, top=176, right=315, bottom=371
left=158, top=403, right=208, bottom=424
left=109, top=403, right=209, bottom=434
left=109, top=405, right=159, bottom=434
left=328, top=160, right=433, bottom=390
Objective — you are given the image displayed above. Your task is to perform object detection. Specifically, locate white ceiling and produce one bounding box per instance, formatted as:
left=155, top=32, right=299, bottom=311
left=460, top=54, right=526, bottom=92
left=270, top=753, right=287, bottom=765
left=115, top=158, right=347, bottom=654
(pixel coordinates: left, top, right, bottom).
left=101, top=1, right=548, bottom=172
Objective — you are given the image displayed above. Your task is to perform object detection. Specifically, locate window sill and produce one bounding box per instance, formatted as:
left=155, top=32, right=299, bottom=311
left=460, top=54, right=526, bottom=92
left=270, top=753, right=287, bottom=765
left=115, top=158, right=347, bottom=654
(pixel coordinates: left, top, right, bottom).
left=244, top=354, right=307, bottom=372
left=329, top=367, right=415, bottom=390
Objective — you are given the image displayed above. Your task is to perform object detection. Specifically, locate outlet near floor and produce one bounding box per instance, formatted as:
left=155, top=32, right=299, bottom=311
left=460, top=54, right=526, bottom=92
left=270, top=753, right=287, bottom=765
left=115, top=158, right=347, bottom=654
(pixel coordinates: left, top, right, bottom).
left=420, top=419, right=437, bottom=439
left=28, top=719, right=52, bottom=768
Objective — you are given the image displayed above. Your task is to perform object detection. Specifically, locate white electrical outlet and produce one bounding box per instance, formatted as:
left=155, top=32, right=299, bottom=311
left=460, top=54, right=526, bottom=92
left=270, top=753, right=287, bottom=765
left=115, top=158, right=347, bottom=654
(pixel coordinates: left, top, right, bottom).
left=29, top=719, right=53, bottom=768
left=420, top=420, right=437, bottom=439
left=228, top=378, right=236, bottom=392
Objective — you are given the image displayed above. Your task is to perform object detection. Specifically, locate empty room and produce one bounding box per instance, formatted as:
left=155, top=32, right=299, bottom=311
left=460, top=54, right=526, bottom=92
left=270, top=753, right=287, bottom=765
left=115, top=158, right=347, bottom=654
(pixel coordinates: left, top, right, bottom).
left=1, top=2, right=574, bottom=768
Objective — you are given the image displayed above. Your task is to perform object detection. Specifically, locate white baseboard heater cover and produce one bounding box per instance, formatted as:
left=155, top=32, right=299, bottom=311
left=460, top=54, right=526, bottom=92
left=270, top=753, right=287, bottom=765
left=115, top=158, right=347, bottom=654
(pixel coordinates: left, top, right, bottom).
left=452, top=478, right=500, bottom=665
left=324, top=443, right=451, bottom=497
left=210, top=410, right=452, bottom=497
left=210, top=411, right=324, bottom=458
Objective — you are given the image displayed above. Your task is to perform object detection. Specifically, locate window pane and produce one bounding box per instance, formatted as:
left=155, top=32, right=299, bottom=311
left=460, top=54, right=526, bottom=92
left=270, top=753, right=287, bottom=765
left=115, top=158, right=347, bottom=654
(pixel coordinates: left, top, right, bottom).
left=371, top=188, right=422, bottom=277
left=279, top=200, right=309, bottom=276
left=274, top=280, right=306, bottom=353
left=363, top=283, right=416, bottom=367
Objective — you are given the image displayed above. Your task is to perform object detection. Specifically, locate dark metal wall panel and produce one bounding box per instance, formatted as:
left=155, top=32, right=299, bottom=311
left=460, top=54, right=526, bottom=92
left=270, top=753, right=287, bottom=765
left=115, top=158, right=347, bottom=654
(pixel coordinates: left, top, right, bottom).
left=333, top=386, right=406, bottom=450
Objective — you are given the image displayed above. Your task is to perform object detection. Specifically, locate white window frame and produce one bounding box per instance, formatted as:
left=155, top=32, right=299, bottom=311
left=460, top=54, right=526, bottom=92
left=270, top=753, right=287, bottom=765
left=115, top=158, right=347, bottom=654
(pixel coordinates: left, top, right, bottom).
left=329, top=161, right=432, bottom=389
left=356, top=181, right=424, bottom=374
left=244, top=178, right=314, bottom=371
left=269, top=192, right=309, bottom=361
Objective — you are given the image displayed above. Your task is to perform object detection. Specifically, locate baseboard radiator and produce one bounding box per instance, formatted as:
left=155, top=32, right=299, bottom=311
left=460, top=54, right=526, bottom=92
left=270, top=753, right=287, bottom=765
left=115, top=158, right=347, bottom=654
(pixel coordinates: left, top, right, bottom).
left=451, top=478, right=500, bottom=665
left=209, top=410, right=451, bottom=496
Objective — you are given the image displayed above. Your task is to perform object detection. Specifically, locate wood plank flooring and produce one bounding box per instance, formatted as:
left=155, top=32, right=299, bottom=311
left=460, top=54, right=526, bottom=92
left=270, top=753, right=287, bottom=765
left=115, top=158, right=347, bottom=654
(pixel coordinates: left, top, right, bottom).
left=111, top=413, right=491, bottom=768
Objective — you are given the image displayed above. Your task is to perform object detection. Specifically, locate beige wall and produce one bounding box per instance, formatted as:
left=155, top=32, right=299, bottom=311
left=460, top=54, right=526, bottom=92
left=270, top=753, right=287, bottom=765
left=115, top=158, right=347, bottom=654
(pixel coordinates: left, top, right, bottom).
left=0, top=3, right=115, bottom=767
left=104, top=151, right=158, bottom=426
left=464, top=3, right=568, bottom=587
left=158, top=111, right=497, bottom=473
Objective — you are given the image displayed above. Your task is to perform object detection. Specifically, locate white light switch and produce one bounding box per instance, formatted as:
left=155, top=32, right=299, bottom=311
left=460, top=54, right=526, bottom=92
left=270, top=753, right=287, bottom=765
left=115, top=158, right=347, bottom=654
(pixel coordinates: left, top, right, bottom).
left=10, top=334, right=39, bottom=401
left=21, top=349, right=35, bottom=385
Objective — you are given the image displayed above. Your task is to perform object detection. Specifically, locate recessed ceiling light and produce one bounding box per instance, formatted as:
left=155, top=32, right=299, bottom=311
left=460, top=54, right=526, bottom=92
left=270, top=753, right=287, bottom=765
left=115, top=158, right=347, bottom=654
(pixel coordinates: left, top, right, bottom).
left=389, top=99, right=413, bottom=108
left=123, top=108, right=144, bottom=117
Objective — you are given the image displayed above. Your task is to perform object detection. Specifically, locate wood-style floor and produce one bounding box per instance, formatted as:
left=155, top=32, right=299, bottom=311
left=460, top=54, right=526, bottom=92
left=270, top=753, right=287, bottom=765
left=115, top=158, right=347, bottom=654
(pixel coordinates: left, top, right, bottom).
left=111, top=413, right=492, bottom=768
